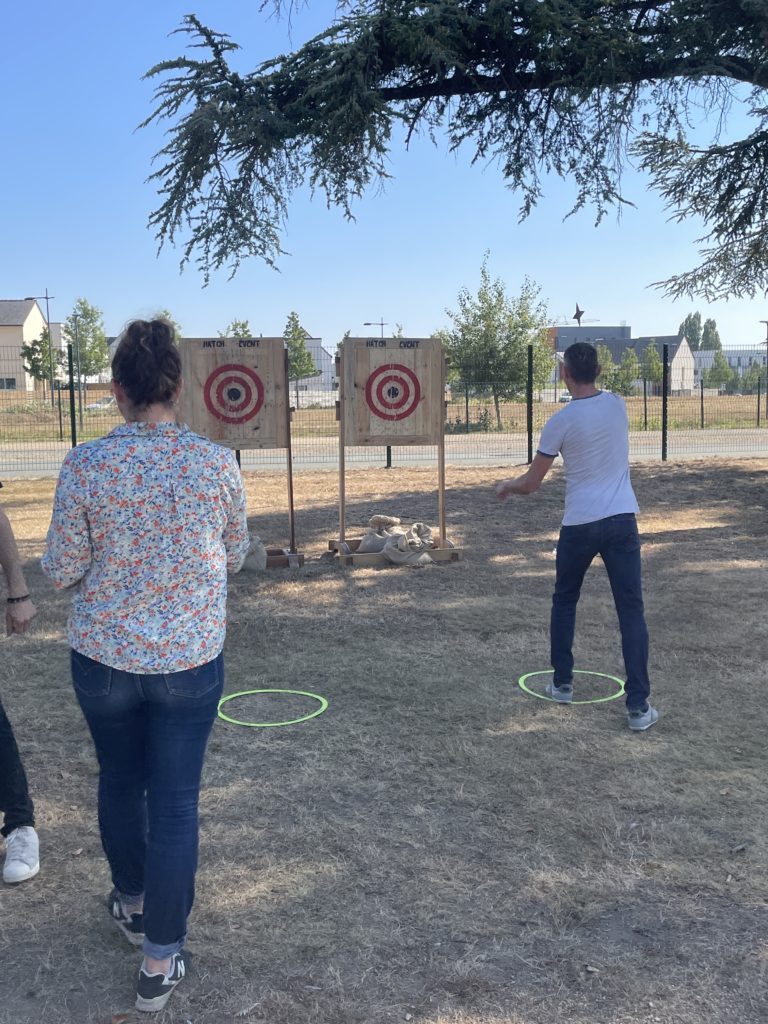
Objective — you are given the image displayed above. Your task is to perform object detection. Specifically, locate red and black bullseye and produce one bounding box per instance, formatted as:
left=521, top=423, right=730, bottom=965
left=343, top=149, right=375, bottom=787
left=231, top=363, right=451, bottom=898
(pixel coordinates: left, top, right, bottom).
left=364, top=363, right=421, bottom=421
left=203, top=364, right=264, bottom=424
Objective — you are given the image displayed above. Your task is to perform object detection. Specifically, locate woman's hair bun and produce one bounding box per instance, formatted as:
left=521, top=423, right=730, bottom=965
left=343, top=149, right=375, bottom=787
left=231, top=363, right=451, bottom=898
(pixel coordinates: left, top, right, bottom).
left=112, top=318, right=182, bottom=408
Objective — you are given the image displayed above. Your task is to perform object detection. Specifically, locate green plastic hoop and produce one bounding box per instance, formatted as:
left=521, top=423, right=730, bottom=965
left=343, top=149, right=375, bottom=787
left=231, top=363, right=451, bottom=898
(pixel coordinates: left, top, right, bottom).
left=217, top=689, right=329, bottom=727
left=518, top=669, right=625, bottom=705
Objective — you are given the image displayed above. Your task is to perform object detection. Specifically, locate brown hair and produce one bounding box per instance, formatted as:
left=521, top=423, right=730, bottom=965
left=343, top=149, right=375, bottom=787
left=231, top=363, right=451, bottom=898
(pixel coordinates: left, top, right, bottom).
left=563, top=342, right=600, bottom=384
left=111, top=319, right=181, bottom=408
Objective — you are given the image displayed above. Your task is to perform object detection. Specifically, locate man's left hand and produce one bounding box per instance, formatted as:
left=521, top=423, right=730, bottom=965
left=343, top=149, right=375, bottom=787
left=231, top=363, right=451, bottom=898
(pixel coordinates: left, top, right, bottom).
left=6, top=598, right=37, bottom=636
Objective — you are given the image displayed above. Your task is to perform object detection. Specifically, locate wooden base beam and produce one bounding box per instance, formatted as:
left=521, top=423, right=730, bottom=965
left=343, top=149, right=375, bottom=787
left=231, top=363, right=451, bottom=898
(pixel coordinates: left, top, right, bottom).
left=266, top=547, right=305, bottom=569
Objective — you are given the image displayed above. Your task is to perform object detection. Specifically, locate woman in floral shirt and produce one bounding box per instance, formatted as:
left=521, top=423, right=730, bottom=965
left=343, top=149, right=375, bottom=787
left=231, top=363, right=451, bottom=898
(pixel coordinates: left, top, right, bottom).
left=43, top=319, right=250, bottom=1013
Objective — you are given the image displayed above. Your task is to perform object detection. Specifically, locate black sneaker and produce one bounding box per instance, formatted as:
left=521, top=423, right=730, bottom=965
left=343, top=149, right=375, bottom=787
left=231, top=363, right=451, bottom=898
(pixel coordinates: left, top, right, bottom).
left=135, top=951, right=186, bottom=1012
left=107, top=890, right=144, bottom=947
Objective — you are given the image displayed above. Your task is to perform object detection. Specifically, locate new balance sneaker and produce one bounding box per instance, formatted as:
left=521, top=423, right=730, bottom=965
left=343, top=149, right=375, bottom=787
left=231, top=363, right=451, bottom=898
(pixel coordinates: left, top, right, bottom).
left=108, top=890, right=144, bottom=946
left=2, top=826, right=40, bottom=884
left=545, top=681, right=573, bottom=704
left=627, top=704, right=659, bottom=731
left=136, top=951, right=187, bottom=1012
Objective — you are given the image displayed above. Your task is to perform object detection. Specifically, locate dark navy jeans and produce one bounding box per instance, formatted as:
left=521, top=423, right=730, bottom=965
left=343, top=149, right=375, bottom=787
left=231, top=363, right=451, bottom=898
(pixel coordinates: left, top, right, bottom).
left=551, top=513, right=651, bottom=710
left=71, top=649, right=224, bottom=959
left=0, top=697, right=35, bottom=837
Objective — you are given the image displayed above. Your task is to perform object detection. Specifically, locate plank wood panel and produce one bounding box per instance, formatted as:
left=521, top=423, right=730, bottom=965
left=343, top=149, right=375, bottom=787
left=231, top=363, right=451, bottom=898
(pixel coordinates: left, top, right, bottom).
left=341, top=338, right=444, bottom=446
left=179, top=337, right=289, bottom=449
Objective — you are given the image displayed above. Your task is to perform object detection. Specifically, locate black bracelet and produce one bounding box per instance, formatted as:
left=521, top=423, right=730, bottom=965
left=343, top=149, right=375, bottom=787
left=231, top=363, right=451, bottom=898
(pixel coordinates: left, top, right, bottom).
left=7, top=595, right=30, bottom=604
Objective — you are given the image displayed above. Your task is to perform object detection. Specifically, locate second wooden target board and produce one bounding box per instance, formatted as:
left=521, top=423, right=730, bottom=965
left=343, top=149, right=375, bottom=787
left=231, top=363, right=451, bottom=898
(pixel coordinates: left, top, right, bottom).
left=342, top=337, right=444, bottom=445
left=179, top=337, right=288, bottom=449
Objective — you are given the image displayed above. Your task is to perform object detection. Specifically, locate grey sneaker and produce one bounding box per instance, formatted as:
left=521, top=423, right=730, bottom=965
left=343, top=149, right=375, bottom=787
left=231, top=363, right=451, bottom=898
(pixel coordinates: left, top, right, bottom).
left=545, top=681, right=573, bottom=704
left=2, top=826, right=40, bottom=884
left=136, top=951, right=187, bottom=1012
left=627, top=705, right=659, bottom=731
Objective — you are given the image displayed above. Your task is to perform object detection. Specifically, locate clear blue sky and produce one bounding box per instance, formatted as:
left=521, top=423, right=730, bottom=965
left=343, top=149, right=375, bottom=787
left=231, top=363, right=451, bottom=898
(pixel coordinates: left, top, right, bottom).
left=2, top=1, right=766, bottom=350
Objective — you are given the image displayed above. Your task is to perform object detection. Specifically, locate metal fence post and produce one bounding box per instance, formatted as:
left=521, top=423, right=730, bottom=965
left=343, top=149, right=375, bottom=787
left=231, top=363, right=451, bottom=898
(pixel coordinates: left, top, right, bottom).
left=67, top=344, right=77, bottom=448
left=700, top=378, right=705, bottom=429
left=526, top=345, right=533, bottom=464
left=661, top=344, right=669, bottom=461
left=643, top=378, right=648, bottom=430
left=757, top=378, right=761, bottom=428
left=465, top=381, right=470, bottom=433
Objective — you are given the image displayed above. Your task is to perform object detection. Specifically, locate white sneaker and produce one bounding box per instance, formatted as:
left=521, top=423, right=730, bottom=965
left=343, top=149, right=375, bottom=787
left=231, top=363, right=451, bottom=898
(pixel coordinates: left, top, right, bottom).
left=3, top=826, right=40, bottom=883
left=627, top=705, right=659, bottom=732
left=545, top=681, right=573, bottom=704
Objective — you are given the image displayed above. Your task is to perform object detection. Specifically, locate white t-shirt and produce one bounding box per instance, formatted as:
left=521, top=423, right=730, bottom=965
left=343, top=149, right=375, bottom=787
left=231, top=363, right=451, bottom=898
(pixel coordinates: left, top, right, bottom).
left=538, top=391, right=639, bottom=526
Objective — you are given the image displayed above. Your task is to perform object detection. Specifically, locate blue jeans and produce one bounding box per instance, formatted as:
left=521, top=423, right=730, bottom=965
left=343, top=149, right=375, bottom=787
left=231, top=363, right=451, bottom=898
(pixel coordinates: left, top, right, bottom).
left=551, top=513, right=651, bottom=710
left=0, top=697, right=35, bottom=837
left=71, top=649, right=224, bottom=960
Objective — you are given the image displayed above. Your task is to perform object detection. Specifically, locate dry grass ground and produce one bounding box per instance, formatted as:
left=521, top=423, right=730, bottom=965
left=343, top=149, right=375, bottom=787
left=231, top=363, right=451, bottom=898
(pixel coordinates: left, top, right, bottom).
left=0, top=459, right=766, bottom=1024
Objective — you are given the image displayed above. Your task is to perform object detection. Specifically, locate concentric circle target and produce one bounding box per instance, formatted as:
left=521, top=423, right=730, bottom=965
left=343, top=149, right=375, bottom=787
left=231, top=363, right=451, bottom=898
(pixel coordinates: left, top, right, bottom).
left=203, top=364, right=264, bottom=424
left=364, top=363, right=421, bottom=421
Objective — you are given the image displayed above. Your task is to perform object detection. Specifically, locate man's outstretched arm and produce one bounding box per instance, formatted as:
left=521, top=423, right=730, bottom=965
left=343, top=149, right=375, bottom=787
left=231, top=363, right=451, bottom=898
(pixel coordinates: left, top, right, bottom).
left=495, top=453, right=556, bottom=499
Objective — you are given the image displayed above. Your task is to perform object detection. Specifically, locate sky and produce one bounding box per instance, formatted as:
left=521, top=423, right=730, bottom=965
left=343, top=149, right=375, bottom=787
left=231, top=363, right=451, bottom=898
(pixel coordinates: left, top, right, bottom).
left=2, top=0, right=766, bottom=351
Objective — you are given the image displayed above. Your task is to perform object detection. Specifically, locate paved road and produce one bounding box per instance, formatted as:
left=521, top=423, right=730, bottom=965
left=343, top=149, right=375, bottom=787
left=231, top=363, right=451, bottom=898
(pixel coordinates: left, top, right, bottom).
left=0, top=429, right=765, bottom=478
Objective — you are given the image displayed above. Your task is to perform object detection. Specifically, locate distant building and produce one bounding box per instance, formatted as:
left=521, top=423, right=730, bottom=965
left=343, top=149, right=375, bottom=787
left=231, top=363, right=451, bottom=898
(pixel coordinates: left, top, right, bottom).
left=693, top=347, right=768, bottom=383
left=548, top=324, right=632, bottom=351
left=300, top=335, right=334, bottom=392
left=548, top=326, right=694, bottom=394
left=0, top=298, right=54, bottom=392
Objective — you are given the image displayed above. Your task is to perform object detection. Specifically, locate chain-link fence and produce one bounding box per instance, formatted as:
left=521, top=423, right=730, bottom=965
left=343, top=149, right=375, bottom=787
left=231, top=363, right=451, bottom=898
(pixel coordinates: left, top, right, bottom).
left=0, top=345, right=765, bottom=476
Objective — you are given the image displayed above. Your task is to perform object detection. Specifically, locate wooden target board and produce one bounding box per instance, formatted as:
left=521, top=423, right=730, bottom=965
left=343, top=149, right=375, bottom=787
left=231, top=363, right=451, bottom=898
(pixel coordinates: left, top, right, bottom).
left=341, top=337, right=444, bottom=445
left=179, top=337, right=288, bottom=449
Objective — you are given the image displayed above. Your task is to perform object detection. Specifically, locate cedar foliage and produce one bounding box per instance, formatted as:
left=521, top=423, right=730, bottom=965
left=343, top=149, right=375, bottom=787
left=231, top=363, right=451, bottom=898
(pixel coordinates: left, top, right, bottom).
left=142, top=2, right=768, bottom=298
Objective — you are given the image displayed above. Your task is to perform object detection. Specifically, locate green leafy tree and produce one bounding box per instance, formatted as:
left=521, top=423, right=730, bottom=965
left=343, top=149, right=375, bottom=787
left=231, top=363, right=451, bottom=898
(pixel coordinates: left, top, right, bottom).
left=219, top=319, right=251, bottom=339
left=614, top=349, right=641, bottom=397
left=678, top=313, right=702, bottom=352
left=20, top=329, right=60, bottom=390
left=283, top=311, right=318, bottom=409
left=63, top=299, right=108, bottom=379
left=701, top=318, right=721, bottom=350
left=143, top=5, right=768, bottom=299
left=437, top=260, right=552, bottom=429
left=595, top=345, right=618, bottom=392
left=740, top=360, right=764, bottom=394
left=641, top=344, right=663, bottom=385
left=703, top=349, right=733, bottom=391
left=157, top=309, right=183, bottom=340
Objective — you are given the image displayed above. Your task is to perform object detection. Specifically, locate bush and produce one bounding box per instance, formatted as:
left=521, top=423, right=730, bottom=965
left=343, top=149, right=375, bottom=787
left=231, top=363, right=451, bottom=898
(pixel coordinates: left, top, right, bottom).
left=444, top=408, right=493, bottom=433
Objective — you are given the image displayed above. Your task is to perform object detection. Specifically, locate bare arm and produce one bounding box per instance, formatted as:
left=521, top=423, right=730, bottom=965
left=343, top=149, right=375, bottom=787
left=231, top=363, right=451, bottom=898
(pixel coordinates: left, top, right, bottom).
left=495, top=453, right=556, bottom=499
left=0, top=507, right=37, bottom=635
left=222, top=456, right=251, bottom=573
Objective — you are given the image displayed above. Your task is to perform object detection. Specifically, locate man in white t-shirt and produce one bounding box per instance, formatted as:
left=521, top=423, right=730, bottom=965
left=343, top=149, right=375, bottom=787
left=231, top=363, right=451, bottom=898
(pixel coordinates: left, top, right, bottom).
left=496, top=342, right=658, bottom=731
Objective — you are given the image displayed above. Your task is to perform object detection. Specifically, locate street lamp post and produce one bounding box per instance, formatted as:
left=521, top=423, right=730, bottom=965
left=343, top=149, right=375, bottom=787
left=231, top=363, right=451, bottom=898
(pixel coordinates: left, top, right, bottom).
left=364, top=318, right=391, bottom=468
left=71, top=313, right=83, bottom=428
left=363, top=319, right=388, bottom=340
left=24, top=289, right=55, bottom=406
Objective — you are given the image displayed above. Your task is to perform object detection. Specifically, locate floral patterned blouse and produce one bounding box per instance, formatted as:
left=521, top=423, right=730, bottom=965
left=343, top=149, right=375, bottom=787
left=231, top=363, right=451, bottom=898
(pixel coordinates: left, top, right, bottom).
left=42, top=421, right=251, bottom=673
